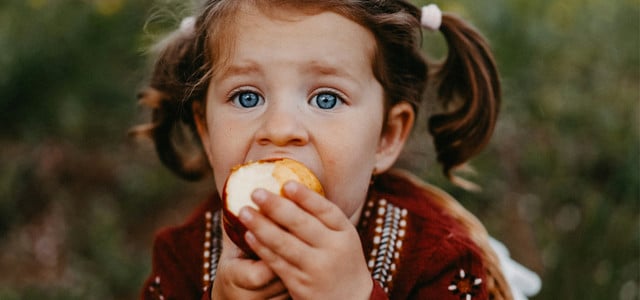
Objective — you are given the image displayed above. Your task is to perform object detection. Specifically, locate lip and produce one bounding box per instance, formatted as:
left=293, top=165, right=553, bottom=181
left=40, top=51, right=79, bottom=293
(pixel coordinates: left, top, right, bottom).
left=247, top=151, right=297, bottom=164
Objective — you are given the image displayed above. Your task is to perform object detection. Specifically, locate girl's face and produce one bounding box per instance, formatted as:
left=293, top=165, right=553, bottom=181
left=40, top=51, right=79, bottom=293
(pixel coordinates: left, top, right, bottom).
left=196, top=6, right=413, bottom=223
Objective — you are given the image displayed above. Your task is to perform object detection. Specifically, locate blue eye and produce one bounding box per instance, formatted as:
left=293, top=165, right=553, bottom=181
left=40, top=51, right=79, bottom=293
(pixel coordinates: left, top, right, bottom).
left=232, top=91, right=263, bottom=108
left=311, top=92, right=341, bottom=109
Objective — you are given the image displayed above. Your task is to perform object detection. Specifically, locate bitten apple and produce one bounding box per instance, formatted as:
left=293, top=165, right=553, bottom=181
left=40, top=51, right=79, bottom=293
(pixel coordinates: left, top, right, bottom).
left=222, top=158, right=324, bottom=258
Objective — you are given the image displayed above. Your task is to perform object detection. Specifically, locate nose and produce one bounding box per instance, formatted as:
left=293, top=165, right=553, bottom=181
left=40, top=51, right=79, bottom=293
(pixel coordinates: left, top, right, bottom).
left=255, top=103, right=309, bottom=147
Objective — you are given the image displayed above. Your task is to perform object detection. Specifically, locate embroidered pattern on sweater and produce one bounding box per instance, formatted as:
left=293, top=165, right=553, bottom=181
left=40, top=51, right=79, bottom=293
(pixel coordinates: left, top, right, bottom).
left=202, top=210, right=222, bottom=290
left=147, top=275, right=165, bottom=300
left=448, top=269, right=483, bottom=300
left=362, top=198, right=408, bottom=293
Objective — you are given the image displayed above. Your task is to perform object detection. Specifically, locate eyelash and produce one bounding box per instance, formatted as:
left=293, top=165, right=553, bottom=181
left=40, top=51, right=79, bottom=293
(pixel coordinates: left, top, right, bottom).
left=308, top=89, right=346, bottom=110
left=226, top=87, right=348, bottom=109
left=227, top=88, right=264, bottom=108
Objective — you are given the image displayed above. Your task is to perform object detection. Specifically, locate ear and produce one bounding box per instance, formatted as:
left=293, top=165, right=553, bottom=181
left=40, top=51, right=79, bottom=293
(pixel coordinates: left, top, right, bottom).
left=192, top=101, right=214, bottom=165
left=374, top=102, right=415, bottom=174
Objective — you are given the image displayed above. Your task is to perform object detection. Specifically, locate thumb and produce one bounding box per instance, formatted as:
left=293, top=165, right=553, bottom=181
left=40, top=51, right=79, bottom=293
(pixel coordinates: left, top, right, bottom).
left=220, top=219, right=247, bottom=259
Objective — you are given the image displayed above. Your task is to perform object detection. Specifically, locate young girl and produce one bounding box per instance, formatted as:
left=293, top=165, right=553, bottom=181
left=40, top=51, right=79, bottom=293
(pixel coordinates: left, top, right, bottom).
left=134, top=1, right=538, bottom=299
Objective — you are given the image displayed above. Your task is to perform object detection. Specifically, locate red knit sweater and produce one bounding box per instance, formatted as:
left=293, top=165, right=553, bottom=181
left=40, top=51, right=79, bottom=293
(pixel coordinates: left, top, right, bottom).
left=141, top=170, right=488, bottom=299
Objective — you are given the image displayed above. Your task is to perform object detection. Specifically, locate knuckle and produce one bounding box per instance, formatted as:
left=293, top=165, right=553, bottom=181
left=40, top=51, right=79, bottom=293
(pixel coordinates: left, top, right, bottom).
left=271, top=238, right=291, bottom=254
left=289, top=213, right=310, bottom=229
left=244, top=267, right=271, bottom=289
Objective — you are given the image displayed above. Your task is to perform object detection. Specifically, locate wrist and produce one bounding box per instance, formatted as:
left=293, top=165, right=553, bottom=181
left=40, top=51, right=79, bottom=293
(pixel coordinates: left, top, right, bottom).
left=348, top=273, right=375, bottom=300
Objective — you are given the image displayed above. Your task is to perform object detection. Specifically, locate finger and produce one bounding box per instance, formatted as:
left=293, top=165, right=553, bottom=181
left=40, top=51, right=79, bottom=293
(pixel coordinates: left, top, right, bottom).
left=268, top=290, right=292, bottom=300
left=251, top=188, right=326, bottom=246
left=240, top=206, right=309, bottom=268
left=211, top=266, right=286, bottom=299
left=219, top=225, right=245, bottom=259
left=219, top=228, right=281, bottom=290
left=259, top=278, right=288, bottom=299
left=282, top=181, right=351, bottom=231
left=229, top=260, right=281, bottom=290
left=245, top=230, right=306, bottom=280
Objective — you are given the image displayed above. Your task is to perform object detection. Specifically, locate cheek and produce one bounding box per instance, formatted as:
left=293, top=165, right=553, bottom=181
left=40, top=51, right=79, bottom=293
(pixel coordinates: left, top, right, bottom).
left=341, top=120, right=384, bottom=206
left=206, top=116, right=244, bottom=192
left=210, top=147, right=239, bottom=192
left=323, top=166, right=372, bottom=218
left=320, top=131, right=380, bottom=215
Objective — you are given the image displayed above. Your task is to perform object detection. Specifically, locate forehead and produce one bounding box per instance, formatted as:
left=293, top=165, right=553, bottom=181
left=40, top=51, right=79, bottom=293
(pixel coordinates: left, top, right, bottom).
left=208, top=3, right=377, bottom=79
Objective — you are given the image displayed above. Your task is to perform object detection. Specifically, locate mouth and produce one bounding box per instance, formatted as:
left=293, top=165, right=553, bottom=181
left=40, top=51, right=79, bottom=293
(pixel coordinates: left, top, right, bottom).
left=250, top=151, right=295, bottom=162
left=247, top=152, right=301, bottom=169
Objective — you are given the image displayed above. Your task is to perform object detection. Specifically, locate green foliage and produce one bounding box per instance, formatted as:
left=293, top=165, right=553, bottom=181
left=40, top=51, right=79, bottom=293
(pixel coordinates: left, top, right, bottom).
left=416, top=0, right=640, bottom=299
left=0, top=0, right=638, bottom=299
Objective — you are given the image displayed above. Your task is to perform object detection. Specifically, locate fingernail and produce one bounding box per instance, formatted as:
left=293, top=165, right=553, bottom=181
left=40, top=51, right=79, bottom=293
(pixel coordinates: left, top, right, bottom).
left=245, top=231, right=256, bottom=244
left=252, top=189, right=268, bottom=204
left=283, top=181, right=297, bottom=195
left=239, top=207, right=252, bottom=222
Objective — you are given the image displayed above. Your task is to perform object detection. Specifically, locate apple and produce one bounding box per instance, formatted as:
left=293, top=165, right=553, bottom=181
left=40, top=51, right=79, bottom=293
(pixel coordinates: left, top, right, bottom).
left=222, top=158, right=324, bottom=258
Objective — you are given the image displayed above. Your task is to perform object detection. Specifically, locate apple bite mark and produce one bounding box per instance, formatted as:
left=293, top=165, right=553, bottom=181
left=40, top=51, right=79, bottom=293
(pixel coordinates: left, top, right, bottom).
left=225, top=162, right=281, bottom=216
left=222, top=158, right=324, bottom=258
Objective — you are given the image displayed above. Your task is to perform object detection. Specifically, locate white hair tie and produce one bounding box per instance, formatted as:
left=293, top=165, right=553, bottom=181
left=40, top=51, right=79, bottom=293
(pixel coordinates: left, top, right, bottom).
left=421, top=4, right=442, bottom=31
left=179, top=16, right=196, bottom=34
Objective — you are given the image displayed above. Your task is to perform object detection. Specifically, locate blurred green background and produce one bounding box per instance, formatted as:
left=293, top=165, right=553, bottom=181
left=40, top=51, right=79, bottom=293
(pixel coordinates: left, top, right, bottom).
left=0, top=0, right=637, bottom=299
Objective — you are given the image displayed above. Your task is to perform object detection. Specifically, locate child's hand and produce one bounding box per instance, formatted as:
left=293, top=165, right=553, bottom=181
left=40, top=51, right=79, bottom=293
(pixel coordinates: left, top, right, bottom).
left=210, top=226, right=290, bottom=300
left=239, top=181, right=373, bottom=300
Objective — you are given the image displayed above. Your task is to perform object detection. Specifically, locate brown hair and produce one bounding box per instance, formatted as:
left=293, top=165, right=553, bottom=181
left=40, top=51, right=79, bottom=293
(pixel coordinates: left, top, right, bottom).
left=132, top=1, right=509, bottom=298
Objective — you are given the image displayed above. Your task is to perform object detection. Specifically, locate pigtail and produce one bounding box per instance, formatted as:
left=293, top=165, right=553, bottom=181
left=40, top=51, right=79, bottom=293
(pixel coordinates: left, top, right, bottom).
left=419, top=9, right=512, bottom=300
left=428, top=13, right=501, bottom=182
left=130, top=17, right=210, bottom=181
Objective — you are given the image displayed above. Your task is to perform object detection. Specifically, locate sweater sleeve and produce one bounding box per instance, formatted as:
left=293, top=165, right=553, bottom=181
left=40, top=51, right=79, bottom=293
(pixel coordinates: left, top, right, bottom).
left=140, top=228, right=205, bottom=300
left=140, top=198, right=217, bottom=300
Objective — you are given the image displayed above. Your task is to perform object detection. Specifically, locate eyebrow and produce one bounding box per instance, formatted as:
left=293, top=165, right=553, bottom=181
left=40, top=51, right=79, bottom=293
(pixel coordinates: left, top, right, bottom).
left=304, top=61, right=359, bottom=82
left=216, top=62, right=263, bottom=80
left=216, top=60, right=362, bottom=85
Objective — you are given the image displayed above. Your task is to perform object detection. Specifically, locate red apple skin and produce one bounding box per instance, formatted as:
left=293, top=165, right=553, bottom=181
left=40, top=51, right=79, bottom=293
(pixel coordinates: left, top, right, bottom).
left=220, top=170, right=258, bottom=258
left=222, top=206, right=257, bottom=258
